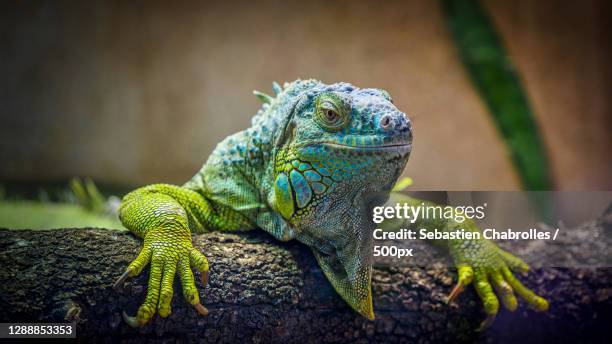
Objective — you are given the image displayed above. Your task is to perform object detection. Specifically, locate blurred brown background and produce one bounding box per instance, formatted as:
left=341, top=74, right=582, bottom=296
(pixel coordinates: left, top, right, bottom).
left=1, top=0, right=610, bottom=190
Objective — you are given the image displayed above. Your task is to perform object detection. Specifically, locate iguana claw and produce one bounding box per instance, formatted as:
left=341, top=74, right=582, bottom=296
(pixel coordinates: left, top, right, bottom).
left=445, top=281, right=465, bottom=304
left=194, top=303, right=209, bottom=316
left=113, top=269, right=132, bottom=290
left=122, top=311, right=141, bottom=328
left=120, top=303, right=208, bottom=328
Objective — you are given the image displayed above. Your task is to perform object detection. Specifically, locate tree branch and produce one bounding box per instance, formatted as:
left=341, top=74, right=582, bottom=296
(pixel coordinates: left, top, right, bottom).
left=0, top=208, right=611, bottom=342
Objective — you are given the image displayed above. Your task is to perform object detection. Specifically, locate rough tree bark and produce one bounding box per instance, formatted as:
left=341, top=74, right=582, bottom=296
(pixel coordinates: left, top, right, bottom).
left=0, top=206, right=611, bottom=343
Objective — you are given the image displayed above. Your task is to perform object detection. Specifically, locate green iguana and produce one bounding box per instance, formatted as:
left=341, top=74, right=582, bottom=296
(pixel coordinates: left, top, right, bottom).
left=114, top=79, right=548, bottom=329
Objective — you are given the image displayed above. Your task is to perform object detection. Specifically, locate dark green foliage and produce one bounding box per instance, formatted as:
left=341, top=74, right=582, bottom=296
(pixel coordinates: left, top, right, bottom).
left=443, top=0, right=553, bottom=190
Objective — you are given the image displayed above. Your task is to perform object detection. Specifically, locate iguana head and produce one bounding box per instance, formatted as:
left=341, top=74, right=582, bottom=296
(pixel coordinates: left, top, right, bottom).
left=261, top=80, right=412, bottom=319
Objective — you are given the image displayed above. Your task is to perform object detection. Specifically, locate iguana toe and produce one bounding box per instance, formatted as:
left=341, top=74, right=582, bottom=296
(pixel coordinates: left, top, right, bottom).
left=490, top=270, right=518, bottom=311
left=501, top=266, right=549, bottom=311
left=157, top=259, right=178, bottom=318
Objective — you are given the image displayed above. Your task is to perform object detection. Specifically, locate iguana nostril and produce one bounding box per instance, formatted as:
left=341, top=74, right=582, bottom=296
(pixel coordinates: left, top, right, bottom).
left=380, top=114, right=394, bottom=131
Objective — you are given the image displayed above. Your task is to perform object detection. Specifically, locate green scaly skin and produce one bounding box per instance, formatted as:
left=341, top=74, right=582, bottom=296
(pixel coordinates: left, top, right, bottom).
left=115, top=79, right=548, bottom=329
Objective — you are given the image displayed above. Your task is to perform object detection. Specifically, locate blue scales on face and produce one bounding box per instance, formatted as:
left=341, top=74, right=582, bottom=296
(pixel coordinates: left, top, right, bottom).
left=270, top=82, right=411, bottom=223
left=274, top=155, right=336, bottom=221
left=289, top=170, right=311, bottom=208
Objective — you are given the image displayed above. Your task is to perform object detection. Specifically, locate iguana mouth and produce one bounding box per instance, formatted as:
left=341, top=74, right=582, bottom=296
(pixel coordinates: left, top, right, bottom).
left=319, top=142, right=412, bottom=153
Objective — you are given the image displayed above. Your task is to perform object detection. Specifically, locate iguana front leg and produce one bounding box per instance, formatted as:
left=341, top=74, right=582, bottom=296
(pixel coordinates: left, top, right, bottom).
left=387, top=194, right=548, bottom=330
left=114, top=184, right=251, bottom=327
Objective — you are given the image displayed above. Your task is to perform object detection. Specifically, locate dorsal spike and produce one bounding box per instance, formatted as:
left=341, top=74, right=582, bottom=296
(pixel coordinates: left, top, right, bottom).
left=272, top=81, right=282, bottom=95
left=253, top=90, right=273, bottom=104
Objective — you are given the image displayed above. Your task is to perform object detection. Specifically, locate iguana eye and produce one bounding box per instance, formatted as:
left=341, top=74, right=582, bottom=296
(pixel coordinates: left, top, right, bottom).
left=324, top=108, right=339, bottom=121
left=315, top=94, right=350, bottom=131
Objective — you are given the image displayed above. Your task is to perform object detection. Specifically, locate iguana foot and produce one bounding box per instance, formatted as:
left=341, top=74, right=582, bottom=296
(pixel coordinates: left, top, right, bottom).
left=113, top=227, right=210, bottom=327
left=447, top=240, right=548, bottom=331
